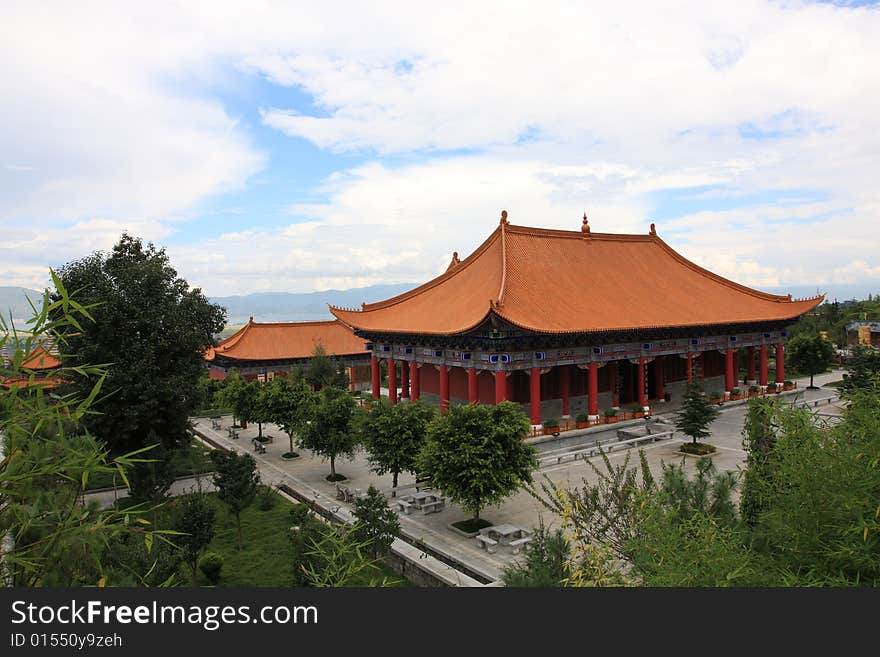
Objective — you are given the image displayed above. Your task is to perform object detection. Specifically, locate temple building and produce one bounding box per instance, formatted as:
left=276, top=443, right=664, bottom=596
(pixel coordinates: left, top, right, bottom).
left=205, top=318, right=372, bottom=389
left=1, top=343, right=62, bottom=390
left=330, top=212, right=823, bottom=426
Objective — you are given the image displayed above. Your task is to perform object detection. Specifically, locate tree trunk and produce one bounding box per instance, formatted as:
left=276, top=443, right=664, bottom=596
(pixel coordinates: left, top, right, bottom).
left=330, top=455, right=336, bottom=479
left=810, top=373, right=814, bottom=388
left=473, top=508, right=480, bottom=522
left=258, top=422, right=263, bottom=438
left=392, top=471, right=398, bottom=497
left=693, top=435, right=697, bottom=445
left=288, top=433, right=294, bottom=454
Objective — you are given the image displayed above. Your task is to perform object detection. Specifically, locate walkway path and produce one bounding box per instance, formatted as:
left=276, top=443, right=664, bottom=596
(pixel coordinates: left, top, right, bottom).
left=193, top=368, right=846, bottom=583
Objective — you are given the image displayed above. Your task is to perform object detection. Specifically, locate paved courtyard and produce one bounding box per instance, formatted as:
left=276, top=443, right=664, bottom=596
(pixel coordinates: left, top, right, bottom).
left=193, top=370, right=845, bottom=582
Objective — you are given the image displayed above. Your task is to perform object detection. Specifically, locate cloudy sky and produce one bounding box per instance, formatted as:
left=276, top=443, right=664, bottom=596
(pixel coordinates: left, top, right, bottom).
left=2, top=0, right=879, bottom=299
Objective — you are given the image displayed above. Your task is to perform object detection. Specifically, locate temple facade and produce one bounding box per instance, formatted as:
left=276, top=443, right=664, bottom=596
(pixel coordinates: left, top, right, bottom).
left=205, top=318, right=372, bottom=390
left=331, top=212, right=823, bottom=426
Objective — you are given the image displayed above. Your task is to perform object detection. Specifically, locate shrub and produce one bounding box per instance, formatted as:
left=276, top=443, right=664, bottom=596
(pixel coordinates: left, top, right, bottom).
left=710, top=391, right=722, bottom=400
left=680, top=442, right=717, bottom=455
left=198, top=551, right=224, bottom=585
left=767, top=382, right=778, bottom=391
left=749, top=385, right=761, bottom=393
left=731, top=388, right=741, bottom=396
left=604, top=408, right=618, bottom=418
left=576, top=412, right=591, bottom=423
left=784, top=380, right=793, bottom=386
left=543, top=418, right=560, bottom=429
left=256, top=484, right=276, bottom=511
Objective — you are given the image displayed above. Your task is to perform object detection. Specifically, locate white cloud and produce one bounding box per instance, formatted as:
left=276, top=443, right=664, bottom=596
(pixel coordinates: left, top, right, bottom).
left=3, top=1, right=880, bottom=298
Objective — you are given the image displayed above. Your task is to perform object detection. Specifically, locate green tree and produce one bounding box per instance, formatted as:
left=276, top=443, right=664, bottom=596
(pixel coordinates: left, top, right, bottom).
left=263, top=375, right=316, bottom=456
left=1, top=276, right=173, bottom=586
left=305, top=344, right=348, bottom=391
left=210, top=451, right=260, bottom=549
left=172, top=492, right=216, bottom=586
left=502, top=525, right=570, bottom=587
left=842, top=344, right=880, bottom=394
left=674, top=381, right=720, bottom=445
left=786, top=333, right=834, bottom=388
left=357, top=398, right=436, bottom=494
left=298, top=387, right=358, bottom=481
left=351, top=485, right=399, bottom=558
left=418, top=401, right=536, bottom=522
left=52, top=234, right=226, bottom=490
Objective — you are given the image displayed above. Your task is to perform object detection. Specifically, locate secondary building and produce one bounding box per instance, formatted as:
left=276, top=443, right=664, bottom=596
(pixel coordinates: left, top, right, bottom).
left=205, top=318, right=372, bottom=389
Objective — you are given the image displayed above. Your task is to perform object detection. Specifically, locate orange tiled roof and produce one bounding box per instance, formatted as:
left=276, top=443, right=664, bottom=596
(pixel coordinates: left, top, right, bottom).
left=20, top=345, right=62, bottom=371
left=205, top=319, right=369, bottom=362
left=330, top=218, right=823, bottom=335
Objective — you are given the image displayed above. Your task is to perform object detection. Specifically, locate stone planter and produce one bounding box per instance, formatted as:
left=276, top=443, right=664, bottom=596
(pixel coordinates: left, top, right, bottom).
left=575, top=421, right=591, bottom=430
left=543, top=426, right=560, bottom=436
left=604, top=416, right=619, bottom=424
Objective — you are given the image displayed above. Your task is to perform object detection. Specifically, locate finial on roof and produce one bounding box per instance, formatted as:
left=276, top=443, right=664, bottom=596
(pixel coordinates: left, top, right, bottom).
left=249, top=316, right=254, bottom=323
left=581, top=212, right=590, bottom=234
left=500, top=210, right=508, bottom=225
left=446, top=251, right=461, bottom=272
left=649, top=222, right=656, bottom=236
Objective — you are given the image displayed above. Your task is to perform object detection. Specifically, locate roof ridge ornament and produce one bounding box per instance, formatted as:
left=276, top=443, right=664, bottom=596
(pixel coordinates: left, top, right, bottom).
left=649, top=222, right=656, bottom=236
left=581, top=212, right=591, bottom=239
left=500, top=210, right=509, bottom=225
left=447, top=251, right=461, bottom=271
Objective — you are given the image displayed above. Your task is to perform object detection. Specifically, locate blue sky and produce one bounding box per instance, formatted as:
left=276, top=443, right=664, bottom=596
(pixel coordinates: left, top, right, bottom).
left=2, top=1, right=879, bottom=298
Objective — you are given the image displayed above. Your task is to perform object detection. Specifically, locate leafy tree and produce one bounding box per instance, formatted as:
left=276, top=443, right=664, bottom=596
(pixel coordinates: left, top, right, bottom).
left=210, top=451, right=260, bottom=549
left=674, top=381, right=720, bottom=445
left=357, top=398, right=436, bottom=494
left=418, top=401, right=536, bottom=522
left=305, top=344, right=348, bottom=391
left=52, top=234, right=226, bottom=493
left=1, top=276, right=173, bottom=587
left=842, top=344, right=880, bottom=394
left=263, top=374, right=316, bottom=455
left=786, top=333, right=834, bottom=388
left=351, top=485, right=399, bottom=558
left=172, top=492, right=216, bottom=586
left=502, top=525, right=570, bottom=587
left=739, top=397, right=780, bottom=526
left=298, top=387, right=358, bottom=481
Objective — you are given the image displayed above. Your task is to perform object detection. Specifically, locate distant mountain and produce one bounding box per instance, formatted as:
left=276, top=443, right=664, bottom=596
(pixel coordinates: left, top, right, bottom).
left=764, top=284, right=880, bottom=303
left=210, top=283, right=418, bottom=325
left=0, top=286, right=43, bottom=325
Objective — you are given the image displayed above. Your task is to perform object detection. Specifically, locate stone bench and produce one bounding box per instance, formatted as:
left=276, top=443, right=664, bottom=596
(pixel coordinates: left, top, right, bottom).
left=510, top=537, right=531, bottom=554
left=475, top=535, right=497, bottom=554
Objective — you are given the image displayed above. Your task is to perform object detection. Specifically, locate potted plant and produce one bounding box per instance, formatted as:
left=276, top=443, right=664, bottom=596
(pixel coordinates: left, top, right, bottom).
left=766, top=382, right=778, bottom=393
left=748, top=384, right=761, bottom=396
left=604, top=408, right=619, bottom=424
left=709, top=391, right=723, bottom=405
left=629, top=402, right=645, bottom=419
left=542, top=418, right=560, bottom=435
left=575, top=411, right=592, bottom=429
left=730, top=387, right=742, bottom=401
left=783, top=379, right=795, bottom=391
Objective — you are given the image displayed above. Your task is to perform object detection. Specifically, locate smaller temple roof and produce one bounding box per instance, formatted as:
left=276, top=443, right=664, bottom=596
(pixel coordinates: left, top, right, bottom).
left=205, top=318, right=369, bottom=363
left=20, top=345, right=62, bottom=371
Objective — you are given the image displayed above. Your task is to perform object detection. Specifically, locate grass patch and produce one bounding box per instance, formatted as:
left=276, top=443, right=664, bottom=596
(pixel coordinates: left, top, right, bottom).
left=194, top=492, right=406, bottom=587
left=451, top=518, right=492, bottom=534
left=679, top=442, right=717, bottom=455
left=87, top=440, right=214, bottom=491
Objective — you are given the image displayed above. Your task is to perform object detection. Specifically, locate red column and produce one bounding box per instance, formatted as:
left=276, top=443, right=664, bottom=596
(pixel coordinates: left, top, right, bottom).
left=638, top=358, right=647, bottom=408
left=686, top=353, right=693, bottom=383
left=654, top=355, right=665, bottom=400
left=401, top=361, right=410, bottom=399
left=371, top=356, right=380, bottom=399
left=610, top=361, right=618, bottom=406
left=494, top=371, right=507, bottom=404
left=349, top=366, right=356, bottom=392
left=439, top=364, right=449, bottom=413
left=467, top=368, right=478, bottom=404
left=559, top=365, right=570, bottom=417
left=747, top=346, right=756, bottom=383
left=588, top=362, right=598, bottom=418
left=725, top=348, right=736, bottom=392
left=530, top=367, right=541, bottom=425
left=759, top=345, right=768, bottom=386
left=410, top=361, right=420, bottom=400
left=388, top=357, right=397, bottom=403
left=776, top=343, right=785, bottom=384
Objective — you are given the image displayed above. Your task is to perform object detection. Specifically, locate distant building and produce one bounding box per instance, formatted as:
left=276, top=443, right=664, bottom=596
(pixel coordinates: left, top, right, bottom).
left=846, top=321, right=880, bottom=348
left=1, top=344, right=62, bottom=390
left=204, top=318, right=372, bottom=390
